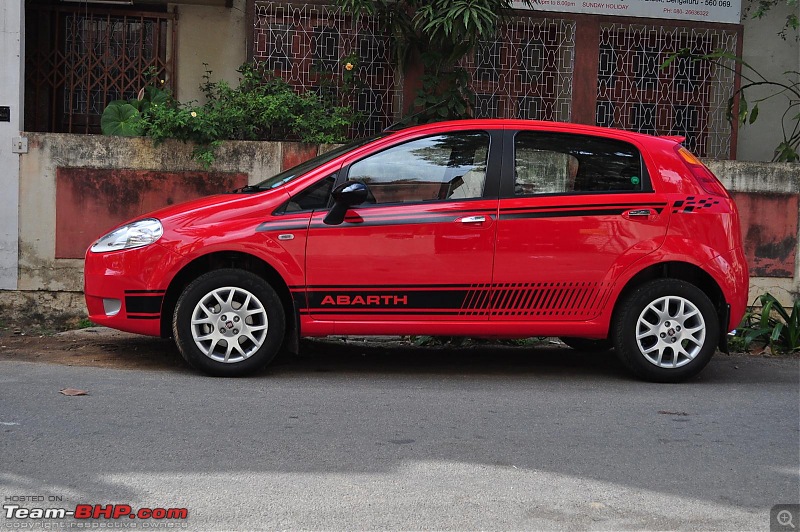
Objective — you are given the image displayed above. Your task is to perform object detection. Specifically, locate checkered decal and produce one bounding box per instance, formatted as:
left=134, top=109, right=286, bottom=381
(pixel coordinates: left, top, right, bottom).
left=672, top=196, right=721, bottom=214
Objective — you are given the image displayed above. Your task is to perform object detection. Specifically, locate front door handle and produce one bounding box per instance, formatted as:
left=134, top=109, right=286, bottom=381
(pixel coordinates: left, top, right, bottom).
left=458, top=215, right=486, bottom=224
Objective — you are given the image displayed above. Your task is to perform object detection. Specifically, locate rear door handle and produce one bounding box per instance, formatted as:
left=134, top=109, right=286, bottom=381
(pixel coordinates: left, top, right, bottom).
left=623, top=208, right=656, bottom=220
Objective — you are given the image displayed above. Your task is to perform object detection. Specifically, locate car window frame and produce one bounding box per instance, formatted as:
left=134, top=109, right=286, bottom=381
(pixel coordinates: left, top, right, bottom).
left=273, top=173, right=339, bottom=215
left=336, top=129, right=504, bottom=208
left=499, top=129, right=654, bottom=199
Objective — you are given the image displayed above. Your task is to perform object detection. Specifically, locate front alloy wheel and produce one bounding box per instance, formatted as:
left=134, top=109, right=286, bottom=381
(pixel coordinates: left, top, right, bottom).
left=614, top=279, right=719, bottom=382
left=173, top=269, right=285, bottom=376
left=190, top=286, right=269, bottom=364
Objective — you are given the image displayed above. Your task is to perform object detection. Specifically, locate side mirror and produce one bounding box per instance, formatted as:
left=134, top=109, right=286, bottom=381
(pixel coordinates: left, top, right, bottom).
left=323, top=181, right=369, bottom=225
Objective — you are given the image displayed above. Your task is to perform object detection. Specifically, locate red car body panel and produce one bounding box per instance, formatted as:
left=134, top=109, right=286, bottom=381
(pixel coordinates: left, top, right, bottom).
left=84, top=119, right=749, bottom=345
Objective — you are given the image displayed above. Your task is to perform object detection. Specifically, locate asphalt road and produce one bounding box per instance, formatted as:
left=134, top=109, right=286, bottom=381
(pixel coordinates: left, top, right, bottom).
left=1, top=338, right=798, bottom=530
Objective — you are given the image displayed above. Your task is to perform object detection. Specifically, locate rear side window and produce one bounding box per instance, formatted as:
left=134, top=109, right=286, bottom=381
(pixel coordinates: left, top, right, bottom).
left=514, top=132, right=648, bottom=196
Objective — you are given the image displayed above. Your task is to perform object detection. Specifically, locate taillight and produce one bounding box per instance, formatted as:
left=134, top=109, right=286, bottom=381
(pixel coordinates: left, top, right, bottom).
left=675, top=145, right=730, bottom=198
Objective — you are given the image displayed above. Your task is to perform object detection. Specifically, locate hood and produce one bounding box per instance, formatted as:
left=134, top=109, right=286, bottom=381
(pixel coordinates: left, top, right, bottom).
left=136, top=189, right=289, bottom=229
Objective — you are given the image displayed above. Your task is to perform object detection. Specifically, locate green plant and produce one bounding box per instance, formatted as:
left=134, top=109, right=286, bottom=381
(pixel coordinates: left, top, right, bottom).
left=413, top=52, right=475, bottom=123
left=336, top=0, right=530, bottom=122
left=737, top=292, right=800, bottom=353
left=745, top=0, right=798, bottom=40
left=101, top=68, right=172, bottom=136
left=102, top=63, right=355, bottom=167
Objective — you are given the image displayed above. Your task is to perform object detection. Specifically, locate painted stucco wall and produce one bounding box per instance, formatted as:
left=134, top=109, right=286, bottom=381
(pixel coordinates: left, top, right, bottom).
left=15, top=133, right=292, bottom=294
left=0, top=0, right=23, bottom=289
left=737, top=2, right=800, bottom=162
left=2, top=134, right=798, bottom=326
left=172, top=0, right=248, bottom=104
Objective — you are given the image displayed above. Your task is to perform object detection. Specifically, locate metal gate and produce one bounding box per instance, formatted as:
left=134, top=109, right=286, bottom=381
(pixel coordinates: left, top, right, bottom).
left=25, top=4, right=175, bottom=134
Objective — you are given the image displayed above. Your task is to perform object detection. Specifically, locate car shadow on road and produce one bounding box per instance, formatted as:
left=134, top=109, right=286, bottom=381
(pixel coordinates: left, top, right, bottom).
left=276, top=338, right=798, bottom=385
left=5, top=329, right=796, bottom=384
left=271, top=338, right=628, bottom=380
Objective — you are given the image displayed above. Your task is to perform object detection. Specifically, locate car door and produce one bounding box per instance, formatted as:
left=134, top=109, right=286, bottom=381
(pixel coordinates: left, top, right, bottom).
left=303, top=130, right=502, bottom=322
left=490, top=128, right=670, bottom=321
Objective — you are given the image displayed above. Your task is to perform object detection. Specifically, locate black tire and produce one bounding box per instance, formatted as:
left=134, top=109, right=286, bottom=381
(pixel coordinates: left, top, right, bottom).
left=172, top=269, right=286, bottom=377
left=559, top=337, right=613, bottom=352
left=613, top=279, right=719, bottom=383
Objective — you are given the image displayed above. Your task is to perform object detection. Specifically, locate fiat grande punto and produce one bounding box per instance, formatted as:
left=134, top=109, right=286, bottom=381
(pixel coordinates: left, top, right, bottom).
left=84, top=119, right=749, bottom=382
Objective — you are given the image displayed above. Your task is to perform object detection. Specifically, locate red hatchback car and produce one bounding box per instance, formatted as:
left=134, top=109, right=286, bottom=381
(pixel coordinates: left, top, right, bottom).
left=84, top=119, right=748, bottom=382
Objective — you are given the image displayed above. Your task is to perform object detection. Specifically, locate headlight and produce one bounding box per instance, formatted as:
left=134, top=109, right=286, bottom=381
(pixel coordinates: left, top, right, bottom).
left=90, top=218, right=163, bottom=253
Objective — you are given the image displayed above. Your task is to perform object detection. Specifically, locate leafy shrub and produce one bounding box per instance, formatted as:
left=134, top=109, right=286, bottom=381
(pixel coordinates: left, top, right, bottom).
left=101, top=84, right=170, bottom=136
left=101, top=63, right=354, bottom=166
left=337, top=0, right=530, bottom=124
left=736, top=292, right=800, bottom=354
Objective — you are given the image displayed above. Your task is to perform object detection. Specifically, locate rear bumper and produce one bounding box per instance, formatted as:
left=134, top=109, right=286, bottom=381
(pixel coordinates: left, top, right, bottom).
left=703, top=246, right=749, bottom=332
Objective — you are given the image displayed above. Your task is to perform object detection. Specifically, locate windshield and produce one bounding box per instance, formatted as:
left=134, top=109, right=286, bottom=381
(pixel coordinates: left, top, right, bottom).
left=252, top=136, right=381, bottom=191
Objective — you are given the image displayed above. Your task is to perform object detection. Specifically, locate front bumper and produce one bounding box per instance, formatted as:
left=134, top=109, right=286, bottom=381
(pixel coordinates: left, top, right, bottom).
left=84, top=243, right=183, bottom=336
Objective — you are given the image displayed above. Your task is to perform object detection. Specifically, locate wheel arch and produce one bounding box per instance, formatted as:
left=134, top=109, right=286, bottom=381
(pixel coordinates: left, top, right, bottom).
left=612, top=261, right=729, bottom=350
left=160, top=251, right=299, bottom=351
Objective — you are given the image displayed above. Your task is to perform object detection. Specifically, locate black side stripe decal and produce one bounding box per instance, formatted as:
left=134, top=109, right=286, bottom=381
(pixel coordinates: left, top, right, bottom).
left=500, top=202, right=667, bottom=213
left=256, top=222, right=308, bottom=233
left=124, top=290, right=166, bottom=295
left=500, top=208, right=626, bottom=220
left=258, top=203, right=668, bottom=232
left=500, top=205, right=665, bottom=220
left=294, top=283, right=612, bottom=318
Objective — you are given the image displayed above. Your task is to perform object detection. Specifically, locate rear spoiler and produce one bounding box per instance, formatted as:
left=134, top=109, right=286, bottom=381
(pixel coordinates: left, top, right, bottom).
left=660, top=135, right=686, bottom=144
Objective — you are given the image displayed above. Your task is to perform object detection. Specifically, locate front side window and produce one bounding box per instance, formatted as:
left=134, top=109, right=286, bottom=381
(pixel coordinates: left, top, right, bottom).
left=346, top=132, right=490, bottom=204
left=514, top=132, right=647, bottom=196
left=283, top=175, right=336, bottom=213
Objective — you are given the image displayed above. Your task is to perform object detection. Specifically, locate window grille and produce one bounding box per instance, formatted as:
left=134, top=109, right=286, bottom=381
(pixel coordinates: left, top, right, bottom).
left=461, top=17, right=576, bottom=122
left=596, top=23, right=738, bottom=158
left=25, top=5, right=174, bottom=134
left=252, top=2, right=399, bottom=137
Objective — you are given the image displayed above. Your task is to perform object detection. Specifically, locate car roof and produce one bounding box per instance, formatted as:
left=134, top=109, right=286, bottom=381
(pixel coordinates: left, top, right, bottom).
left=386, top=118, right=682, bottom=148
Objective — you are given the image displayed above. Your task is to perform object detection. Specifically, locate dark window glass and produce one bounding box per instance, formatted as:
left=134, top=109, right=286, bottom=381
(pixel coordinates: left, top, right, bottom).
left=514, top=132, right=646, bottom=195
left=284, top=175, right=336, bottom=213
left=347, top=132, right=490, bottom=204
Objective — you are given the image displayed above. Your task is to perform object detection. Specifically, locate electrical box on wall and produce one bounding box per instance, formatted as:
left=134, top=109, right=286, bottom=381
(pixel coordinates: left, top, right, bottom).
left=12, top=137, right=28, bottom=154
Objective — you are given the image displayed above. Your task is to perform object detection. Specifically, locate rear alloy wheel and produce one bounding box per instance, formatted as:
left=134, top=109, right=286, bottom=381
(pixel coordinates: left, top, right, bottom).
left=173, top=269, right=285, bottom=377
left=613, top=279, right=718, bottom=382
